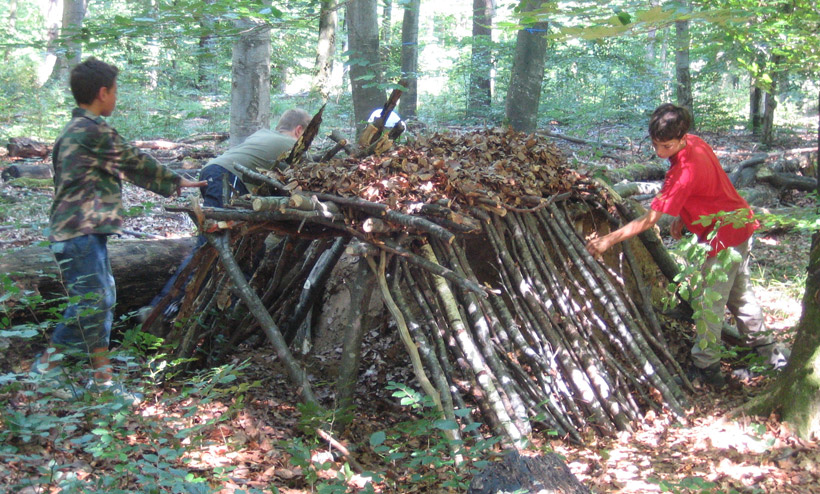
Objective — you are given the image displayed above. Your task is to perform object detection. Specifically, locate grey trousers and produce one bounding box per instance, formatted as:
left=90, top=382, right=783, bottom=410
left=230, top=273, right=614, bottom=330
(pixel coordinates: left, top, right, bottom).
left=691, top=237, right=771, bottom=368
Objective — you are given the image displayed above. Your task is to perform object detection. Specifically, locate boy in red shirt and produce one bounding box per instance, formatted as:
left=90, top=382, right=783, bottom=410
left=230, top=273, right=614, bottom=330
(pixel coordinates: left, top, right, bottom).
left=586, top=103, right=789, bottom=386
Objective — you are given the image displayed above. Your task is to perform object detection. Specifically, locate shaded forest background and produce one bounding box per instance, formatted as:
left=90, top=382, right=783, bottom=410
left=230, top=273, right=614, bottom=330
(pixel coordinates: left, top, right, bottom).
left=2, top=0, right=817, bottom=146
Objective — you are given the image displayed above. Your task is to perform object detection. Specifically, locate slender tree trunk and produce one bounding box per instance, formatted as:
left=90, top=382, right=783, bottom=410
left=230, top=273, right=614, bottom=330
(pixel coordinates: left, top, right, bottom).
left=381, top=0, right=392, bottom=45
left=347, top=0, right=384, bottom=130
left=44, top=0, right=86, bottom=86
left=229, top=5, right=272, bottom=147
left=197, top=0, right=219, bottom=93
left=399, top=0, right=420, bottom=119
left=645, top=0, right=659, bottom=61
left=505, top=0, right=548, bottom=133
left=467, top=0, right=494, bottom=119
left=674, top=1, right=693, bottom=126
left=3, top=0, right=19, bottom=61
left=761, top=55, right=782, bottom=147
left=313, top=0, right=338, bottom=100
left=38, top=0, right=62, bottom=86
left=141, top=0, right=161, bottom=89
left=750, top=81, right=762, bottom=136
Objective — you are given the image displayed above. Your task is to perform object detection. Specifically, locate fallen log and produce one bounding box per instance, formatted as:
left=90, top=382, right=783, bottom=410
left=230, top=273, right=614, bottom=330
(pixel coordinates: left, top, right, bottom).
left=0, top=237, right=197, bottom=318
left=757, top=168, right=817, bottom=192
left=6, top=138, right=49, bottom=158
left=2, top=163, right=53, bottom=181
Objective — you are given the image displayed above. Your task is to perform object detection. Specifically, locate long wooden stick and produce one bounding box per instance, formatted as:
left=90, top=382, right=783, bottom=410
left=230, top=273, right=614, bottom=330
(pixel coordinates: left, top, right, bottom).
left=206, top=232, right=318, bottom=405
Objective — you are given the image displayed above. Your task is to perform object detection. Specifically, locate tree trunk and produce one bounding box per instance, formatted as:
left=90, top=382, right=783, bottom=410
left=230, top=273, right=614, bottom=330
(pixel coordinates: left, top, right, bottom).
left=229, top=4, right=272, bottom=146
left=347, top=0, right=384, bottom=130
left=761, top=55, right=783, bottom=147
left=3, top=0, right=18, bottom=61
left=38, top=0, right=62, bottom=86
left=467, top=0, right=493, bottom=119
left=380, top=0, right=392, bottom=45
left=750, top=81, right=762, bottom=136
left=645, top=0, right=659, bottom=61
left=313, top=0, right=338, bottom=100
left=43, top=0, right=86, bottom=87
left=504, top=0, right=548, bottom=133
left=196, top=0, right=219, bottom=93
left=0, top=237, right=197, bottom=318
left=674, top=1, right=693, bottom=125
left=399, top=0, right=420, bottom=119
left=749, top=232, right=820, bottom=439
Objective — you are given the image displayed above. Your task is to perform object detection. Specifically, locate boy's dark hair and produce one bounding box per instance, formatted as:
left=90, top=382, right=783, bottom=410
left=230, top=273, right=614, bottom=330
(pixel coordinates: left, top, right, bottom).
left=70, top=57, right=119, bottom=106
left=649, top=103, right=692, bottom=141
left=276, top=109, right=311, bottom=133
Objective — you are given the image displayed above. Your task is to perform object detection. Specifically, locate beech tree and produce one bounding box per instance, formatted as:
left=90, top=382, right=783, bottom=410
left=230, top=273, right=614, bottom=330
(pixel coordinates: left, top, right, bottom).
left=347, top=0, right=384, bottom=129
left=399, top=0, right=420, bottom=119
left=313, top=0, right=337, bottom=100
left=674, top=0, right=693, bottom=124
left=467, top=0, right=494, bottom=119
left=505, top=0, right=549, bottom=133
left=229, top=6, right=272, bottom=146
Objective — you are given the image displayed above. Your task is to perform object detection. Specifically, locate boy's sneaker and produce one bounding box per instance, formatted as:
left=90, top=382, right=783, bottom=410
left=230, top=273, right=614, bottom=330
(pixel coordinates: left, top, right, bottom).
left=87, top=380, right=144, bottom=405
left=686, top=363, right=726, bottom=388
left=29, top=357, right=85, bottom=400
left=756, top=342, right=790, bottom=371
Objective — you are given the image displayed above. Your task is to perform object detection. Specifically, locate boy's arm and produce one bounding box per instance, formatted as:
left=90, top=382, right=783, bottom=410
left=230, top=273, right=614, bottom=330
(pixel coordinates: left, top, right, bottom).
left=586, top=209, right=663, bottom=256
left=97, top=127, right=184, bottom=197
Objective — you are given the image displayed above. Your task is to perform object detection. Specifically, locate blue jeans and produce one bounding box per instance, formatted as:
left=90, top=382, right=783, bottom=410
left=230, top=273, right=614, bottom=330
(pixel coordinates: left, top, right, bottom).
left=50, top=234, right=115, bottom=351
left=150, top=164, right=248, bottom=307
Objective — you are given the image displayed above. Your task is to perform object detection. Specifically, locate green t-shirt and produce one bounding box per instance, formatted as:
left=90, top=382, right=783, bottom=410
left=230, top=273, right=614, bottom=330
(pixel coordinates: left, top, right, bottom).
left=208, top=129, right=295, bottom=179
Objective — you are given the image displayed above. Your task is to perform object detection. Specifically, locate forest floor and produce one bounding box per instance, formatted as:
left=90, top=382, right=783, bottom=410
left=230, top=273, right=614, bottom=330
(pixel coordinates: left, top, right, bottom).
left=0, top=126, right=818, bottom=493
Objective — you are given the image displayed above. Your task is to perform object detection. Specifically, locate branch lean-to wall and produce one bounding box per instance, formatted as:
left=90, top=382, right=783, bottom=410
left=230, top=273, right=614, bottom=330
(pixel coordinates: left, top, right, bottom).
left=144, top=188, right=690, bottom=444
left=137, top=124, right=693, bottom=444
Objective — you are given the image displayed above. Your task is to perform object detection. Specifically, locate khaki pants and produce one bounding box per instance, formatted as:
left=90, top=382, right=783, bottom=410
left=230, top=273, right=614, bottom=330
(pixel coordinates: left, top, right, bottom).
left=691, top=237, right=771, bottom=368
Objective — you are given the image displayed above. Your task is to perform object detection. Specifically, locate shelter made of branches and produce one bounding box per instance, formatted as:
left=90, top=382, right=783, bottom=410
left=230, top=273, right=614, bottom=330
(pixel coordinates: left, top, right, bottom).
left=144, top=124, right=690, bottom=444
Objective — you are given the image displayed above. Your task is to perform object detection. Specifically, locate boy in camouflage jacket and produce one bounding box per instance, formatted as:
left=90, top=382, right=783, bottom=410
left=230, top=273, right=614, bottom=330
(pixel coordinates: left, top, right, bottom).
left=36, top=57, right=205, bottom=395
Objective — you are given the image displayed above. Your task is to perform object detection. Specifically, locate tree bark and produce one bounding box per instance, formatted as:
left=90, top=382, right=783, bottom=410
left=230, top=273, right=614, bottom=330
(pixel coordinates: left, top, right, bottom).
left=230, top=6, right=272, bottom=146
left=335, top=258, right=375, bottom=419
left=347, top=0, right=384, bottom=131
left=0, top=237, right=197, bottom=317
left=467, top=0, right=493, bottom=119
left=398, top=0, right=420, bottom=119
left=38, top=0, right=62, bottom=86
left=750, top=81, right=762, bottom=136
left=196, top=0, right=219, bottom=93
left=380, top=0, right=392, bottom=45
left=313, top=0, right=338, bottom=100
left=761, top=55, right=783, bottom=147
left=3, top=0, right=18, bottom=61
left=749, top=232, right=820, bottom=439
left=674, top=1, right=693, bottom=125
left=44, top=0, right=86, bottom=87
left=505, top=0, right=548, bottom=133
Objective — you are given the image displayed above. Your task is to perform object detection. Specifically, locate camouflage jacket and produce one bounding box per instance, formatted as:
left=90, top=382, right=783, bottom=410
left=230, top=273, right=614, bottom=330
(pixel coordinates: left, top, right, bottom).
left=49, top=108, right=182, bottom=242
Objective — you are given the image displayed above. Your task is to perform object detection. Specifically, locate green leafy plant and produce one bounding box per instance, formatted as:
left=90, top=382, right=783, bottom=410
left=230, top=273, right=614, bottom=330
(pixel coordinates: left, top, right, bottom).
left=648, top=475, right=742, bottom=493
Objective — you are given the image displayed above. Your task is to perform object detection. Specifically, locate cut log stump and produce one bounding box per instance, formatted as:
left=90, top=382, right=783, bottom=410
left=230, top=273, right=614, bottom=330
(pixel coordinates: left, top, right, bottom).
left=467, top=450, right=592, bottom=494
